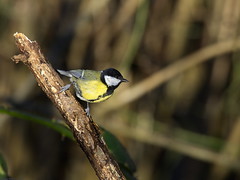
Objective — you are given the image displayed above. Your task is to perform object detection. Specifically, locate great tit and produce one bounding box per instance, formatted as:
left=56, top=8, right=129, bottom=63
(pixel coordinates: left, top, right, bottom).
left=57, top=68, right=128, bottom=116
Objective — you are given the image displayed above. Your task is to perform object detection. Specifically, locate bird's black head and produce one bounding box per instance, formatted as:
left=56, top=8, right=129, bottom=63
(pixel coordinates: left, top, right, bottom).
left=101, top=68, right=128, bottom=88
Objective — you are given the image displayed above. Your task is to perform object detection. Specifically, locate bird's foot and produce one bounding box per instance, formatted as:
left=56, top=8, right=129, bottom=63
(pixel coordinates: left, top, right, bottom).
left=85, top=103, right=91, bottom=117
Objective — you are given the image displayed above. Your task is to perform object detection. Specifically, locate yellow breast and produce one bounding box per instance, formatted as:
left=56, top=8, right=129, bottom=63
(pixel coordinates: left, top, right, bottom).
left=73, top=75, right=112, bottom=103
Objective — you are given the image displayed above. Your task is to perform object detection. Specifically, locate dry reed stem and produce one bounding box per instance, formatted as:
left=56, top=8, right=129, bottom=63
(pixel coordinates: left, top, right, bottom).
left=209, top=0, right=240, bottom=179
left=101, top=121, right=240, bottom=170
left=166, top=0, right=199, bottom=60
left=101, top=38, right=240, bottom=115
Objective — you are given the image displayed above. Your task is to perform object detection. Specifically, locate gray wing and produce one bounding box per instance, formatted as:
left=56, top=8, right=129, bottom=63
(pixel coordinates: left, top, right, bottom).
left=57, top=69, right=84, bottom=78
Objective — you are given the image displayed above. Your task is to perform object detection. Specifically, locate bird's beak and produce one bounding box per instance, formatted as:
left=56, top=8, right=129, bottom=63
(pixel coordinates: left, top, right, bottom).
left=121, top=78, right=129, bottom=82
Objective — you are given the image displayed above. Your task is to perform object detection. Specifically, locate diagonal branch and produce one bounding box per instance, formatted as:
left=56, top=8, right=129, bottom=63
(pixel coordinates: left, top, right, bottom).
left=11, top=32, right=126, bottom=180
left=101, top=38, right=240, bottom=115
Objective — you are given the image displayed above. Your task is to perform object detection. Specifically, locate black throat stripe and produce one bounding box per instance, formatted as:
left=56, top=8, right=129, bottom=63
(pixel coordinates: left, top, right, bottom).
left=87, top=87, right=114, bottom=102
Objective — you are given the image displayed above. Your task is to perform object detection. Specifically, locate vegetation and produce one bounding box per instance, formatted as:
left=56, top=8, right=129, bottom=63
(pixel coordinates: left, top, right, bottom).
left=0, top=0, right=240, bottom=179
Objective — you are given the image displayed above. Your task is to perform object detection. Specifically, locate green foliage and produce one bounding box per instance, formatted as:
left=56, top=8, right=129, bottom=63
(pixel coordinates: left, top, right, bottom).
left=0, top=107, right=74, bottom=140
left=0, top=153, right=8, bottom=179
left=0, top=107, right=137, bottom=179
left=121, top=0, right=149, bottom=70
left=102, top=129, right=137, bottom=180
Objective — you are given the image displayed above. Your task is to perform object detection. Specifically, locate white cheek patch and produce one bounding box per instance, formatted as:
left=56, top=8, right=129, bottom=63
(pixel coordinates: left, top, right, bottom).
left=104, top=75, right=121, bottom=86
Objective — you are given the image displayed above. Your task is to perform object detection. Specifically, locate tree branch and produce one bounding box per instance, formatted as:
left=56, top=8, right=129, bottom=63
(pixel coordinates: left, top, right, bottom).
left=11, top=32, right=126, bottom=180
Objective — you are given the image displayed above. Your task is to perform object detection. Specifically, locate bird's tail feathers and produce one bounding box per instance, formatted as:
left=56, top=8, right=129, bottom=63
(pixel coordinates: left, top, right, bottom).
left=57, top=69, right=72, bottom=77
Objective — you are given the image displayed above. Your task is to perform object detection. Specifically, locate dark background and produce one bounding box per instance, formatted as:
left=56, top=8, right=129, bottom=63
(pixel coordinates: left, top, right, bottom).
left=1, top=0, right=240, bottom=180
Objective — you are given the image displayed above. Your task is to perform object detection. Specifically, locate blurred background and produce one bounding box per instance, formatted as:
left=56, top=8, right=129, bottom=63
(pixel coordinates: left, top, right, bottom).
left=1, top=0, right=240, bottom=179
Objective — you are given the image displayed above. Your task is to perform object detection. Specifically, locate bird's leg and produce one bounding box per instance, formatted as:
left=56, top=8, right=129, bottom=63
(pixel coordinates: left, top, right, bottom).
left=59, top=84, right=71, bottom=92
left=85, top=102, right=90, bottom=117
left=81, top=70, right=85, bottom=78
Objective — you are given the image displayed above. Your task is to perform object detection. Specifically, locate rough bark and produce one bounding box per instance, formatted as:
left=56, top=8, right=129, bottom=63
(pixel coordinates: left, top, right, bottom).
left=12, top=32, right=126, bottom=180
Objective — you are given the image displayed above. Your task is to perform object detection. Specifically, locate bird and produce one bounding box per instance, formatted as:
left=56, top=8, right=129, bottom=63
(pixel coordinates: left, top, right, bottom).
left=57, top=68, right=128, bottom=116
